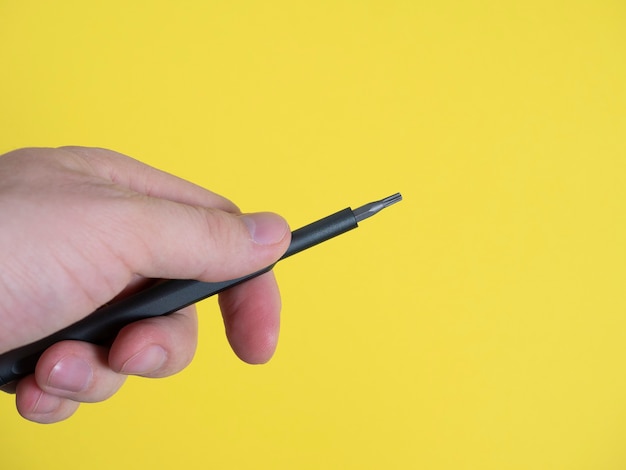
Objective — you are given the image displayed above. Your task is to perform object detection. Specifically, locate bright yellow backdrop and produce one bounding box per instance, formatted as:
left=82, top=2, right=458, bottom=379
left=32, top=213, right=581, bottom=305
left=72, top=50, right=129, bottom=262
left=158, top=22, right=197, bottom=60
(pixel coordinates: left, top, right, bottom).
left=1, top=1, right=626, bottom=468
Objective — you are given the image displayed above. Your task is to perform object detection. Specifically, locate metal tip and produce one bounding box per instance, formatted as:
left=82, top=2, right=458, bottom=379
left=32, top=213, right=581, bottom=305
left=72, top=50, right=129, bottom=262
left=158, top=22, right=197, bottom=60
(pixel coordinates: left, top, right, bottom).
left=381, top=192, right=403, bottom=208
left=352, top=192, right=403, bottom=223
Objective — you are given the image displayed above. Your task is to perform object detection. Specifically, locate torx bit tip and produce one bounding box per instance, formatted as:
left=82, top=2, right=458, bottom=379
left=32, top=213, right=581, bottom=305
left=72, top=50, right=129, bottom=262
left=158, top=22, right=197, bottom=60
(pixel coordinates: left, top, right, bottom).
left=382, top=192, right=403, bottom=207
left=352, top=192, right=403, bottom=223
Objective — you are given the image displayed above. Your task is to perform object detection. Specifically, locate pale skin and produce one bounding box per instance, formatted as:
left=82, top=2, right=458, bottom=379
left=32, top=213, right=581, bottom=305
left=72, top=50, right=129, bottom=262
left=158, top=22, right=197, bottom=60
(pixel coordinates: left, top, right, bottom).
left=0, top=146, right=291, bottom=424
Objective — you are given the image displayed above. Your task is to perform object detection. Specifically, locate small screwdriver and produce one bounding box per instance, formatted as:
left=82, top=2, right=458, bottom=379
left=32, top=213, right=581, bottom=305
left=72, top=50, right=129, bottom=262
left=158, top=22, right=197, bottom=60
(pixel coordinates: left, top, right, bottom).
left=0, top=193, right=402, bottom=386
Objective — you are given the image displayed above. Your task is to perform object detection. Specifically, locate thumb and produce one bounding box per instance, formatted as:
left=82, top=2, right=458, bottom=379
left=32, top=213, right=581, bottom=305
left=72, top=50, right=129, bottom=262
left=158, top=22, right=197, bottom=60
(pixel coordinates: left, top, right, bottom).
left=115, top=202, right=291, bottom=282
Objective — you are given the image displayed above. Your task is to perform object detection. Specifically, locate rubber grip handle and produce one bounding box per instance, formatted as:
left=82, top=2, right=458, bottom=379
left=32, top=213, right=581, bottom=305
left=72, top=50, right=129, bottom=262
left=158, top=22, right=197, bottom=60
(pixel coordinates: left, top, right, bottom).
left=0, top=207, right=357, bottom=386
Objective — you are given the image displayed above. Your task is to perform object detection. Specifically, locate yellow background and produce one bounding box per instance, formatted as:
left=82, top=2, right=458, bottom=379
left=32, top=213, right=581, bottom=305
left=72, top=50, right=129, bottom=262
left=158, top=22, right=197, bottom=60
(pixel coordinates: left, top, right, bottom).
left=1, top=1, right=626, bottom=468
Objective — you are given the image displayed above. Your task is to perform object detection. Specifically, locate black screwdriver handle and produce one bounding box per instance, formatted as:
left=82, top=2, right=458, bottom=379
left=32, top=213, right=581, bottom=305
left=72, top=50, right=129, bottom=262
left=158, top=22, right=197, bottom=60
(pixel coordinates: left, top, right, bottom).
left=0, top=208, right=358, bottom=386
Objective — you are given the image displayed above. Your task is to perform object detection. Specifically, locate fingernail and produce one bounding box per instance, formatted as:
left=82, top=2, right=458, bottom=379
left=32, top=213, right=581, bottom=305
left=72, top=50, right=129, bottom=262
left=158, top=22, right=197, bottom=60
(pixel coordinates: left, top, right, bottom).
left=47, top=356, right=93, bottom=393
left=241, top=212, right=289, bottom=246
left=120, top=345, right=167, bottom=375
left=33, top=391, right=62, bottom=414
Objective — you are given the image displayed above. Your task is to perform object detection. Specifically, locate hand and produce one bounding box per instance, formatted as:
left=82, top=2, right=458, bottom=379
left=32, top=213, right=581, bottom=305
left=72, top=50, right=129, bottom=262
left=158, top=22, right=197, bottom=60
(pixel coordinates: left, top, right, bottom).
left=0, top=146, right=290, bottom=423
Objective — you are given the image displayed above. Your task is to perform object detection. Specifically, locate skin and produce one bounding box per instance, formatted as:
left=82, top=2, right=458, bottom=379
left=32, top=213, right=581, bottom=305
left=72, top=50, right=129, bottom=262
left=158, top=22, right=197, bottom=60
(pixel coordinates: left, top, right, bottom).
left=0, top=146, right=291, bottom=423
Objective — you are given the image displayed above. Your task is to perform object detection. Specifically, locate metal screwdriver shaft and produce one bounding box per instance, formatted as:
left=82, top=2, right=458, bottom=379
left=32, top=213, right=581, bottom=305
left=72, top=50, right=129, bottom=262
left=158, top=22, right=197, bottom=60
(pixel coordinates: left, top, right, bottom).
left=352, top=193, right=403, bottom=223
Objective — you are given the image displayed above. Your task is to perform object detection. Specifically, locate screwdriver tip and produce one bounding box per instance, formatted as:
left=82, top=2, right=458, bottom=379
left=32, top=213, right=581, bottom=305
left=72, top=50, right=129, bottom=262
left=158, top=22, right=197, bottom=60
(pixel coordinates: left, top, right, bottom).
left=382, top=192, right=403, bottom=207
left=352, top=192, right=403, bottom=223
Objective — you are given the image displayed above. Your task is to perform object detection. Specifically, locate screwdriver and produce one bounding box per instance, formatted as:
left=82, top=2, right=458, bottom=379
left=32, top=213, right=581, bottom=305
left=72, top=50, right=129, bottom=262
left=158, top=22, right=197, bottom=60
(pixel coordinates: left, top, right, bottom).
left=0, top=193, right=402, bottom=386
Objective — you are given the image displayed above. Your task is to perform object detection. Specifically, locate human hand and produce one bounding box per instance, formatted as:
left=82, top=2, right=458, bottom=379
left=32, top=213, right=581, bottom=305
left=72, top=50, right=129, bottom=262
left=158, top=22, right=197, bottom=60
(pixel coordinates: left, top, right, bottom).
left=0, top=146, right=290, bottom=423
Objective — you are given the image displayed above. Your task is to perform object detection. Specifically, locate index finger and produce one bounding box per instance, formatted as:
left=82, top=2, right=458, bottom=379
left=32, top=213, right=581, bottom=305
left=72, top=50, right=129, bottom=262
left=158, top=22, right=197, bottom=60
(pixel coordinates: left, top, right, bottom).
left=59, top=146, right=240, bottom=213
